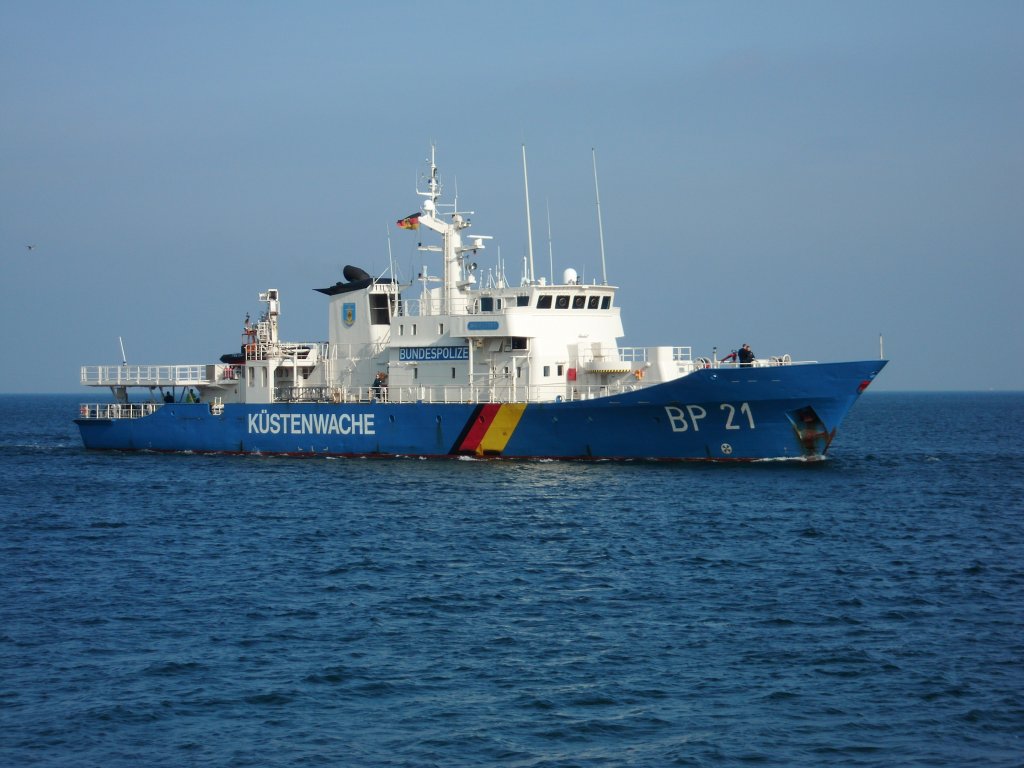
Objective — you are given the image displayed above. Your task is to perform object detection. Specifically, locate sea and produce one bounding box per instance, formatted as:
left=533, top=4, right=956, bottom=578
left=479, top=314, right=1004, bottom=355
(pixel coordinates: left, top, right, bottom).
left=1, top=392, right=1021, bottom=767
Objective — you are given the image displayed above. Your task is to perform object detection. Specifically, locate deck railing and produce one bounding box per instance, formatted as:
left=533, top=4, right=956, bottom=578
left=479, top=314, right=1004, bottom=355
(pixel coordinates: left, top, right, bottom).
left=77, top=402, right=162, bottom=420
left=81, top=365, right=211, bottom=386
left=273, top=382, right=642, bottom=405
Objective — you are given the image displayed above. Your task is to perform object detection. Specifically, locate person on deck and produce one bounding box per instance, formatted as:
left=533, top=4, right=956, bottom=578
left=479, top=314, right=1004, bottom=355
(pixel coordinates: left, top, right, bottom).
left=738, top=344, right=755, bottom=368
left=722, top=344, right=755, bottom=367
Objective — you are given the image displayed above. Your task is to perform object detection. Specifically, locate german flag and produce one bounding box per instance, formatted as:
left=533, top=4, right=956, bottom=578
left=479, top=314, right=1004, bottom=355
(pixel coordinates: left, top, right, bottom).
left=396, top=212, right=421, bottom=230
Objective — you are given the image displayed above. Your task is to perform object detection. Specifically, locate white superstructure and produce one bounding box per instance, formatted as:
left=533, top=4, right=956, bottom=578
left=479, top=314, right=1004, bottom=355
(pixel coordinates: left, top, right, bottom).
left=82, top=148, right=795, bottom=411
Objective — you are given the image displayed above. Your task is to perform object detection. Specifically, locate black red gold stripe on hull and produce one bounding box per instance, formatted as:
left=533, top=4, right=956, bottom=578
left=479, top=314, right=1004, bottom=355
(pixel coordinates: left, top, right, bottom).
left=450, top=403, right=527, bottom=456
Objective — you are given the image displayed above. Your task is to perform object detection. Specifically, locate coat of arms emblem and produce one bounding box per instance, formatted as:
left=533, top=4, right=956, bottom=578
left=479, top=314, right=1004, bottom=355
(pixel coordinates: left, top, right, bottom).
left=342, top=302, right=356, bottom=327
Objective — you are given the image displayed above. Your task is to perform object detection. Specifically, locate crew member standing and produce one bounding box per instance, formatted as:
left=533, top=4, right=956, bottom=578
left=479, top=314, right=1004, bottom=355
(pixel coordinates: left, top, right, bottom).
left=738, top=343, right=755, bottom=368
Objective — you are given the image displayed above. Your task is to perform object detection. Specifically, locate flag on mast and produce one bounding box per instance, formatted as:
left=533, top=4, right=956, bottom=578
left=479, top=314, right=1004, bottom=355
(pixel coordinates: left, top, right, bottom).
left=396, top=212, right=421, bottom=230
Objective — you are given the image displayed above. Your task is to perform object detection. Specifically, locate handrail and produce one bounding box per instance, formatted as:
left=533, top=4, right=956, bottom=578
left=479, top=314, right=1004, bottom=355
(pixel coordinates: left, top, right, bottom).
left=273, top=382, right=643, bottom=405
left=77, top=402, right=162, bottom=420
left=81, top=365, right=211, bottom=386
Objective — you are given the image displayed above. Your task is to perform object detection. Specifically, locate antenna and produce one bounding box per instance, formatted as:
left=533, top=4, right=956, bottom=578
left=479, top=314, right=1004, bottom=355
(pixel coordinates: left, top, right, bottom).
left=546, top=198, right=554, bottom=283
left=386, top=223, right=395, bottom=280
left=118, top=336, right=128, bottom=367
left=592, top=148, right=608, bottom=285
left=521, top=144, right=535, bottom=284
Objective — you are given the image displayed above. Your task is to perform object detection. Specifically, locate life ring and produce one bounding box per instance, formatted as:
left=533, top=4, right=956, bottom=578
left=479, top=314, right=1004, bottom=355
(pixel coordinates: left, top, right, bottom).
left=634, top=368, right=645, bottom=380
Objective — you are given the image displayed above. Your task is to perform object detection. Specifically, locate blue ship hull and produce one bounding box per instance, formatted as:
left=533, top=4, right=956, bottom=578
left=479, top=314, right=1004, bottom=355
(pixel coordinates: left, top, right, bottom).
left=76, top=360, right=886, bottom=460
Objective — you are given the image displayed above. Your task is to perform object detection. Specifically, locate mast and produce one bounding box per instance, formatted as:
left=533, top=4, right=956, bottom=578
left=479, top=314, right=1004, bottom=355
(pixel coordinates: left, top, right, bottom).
left=522, top=144, right=535, bottom=284
left=407, top=145, right=488, bottom=315
left=546, top=199, right=554, bottom=284
left=592, top=148, right=608, bottom=285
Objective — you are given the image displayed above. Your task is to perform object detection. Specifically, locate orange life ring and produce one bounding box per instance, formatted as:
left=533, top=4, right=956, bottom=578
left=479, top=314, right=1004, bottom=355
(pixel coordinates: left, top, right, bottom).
left=634, top=368, right=645, bottom=380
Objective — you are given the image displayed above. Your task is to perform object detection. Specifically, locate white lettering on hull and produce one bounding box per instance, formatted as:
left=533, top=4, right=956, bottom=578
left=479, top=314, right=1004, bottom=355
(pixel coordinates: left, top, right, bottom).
left=665, top=403, right=755, bottom=432
left=247, top=410, right=376, bottom=436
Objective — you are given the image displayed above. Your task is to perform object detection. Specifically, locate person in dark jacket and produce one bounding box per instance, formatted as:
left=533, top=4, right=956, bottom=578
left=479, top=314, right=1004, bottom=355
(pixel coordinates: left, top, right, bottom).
left=738, top=344, right=755, bottom=367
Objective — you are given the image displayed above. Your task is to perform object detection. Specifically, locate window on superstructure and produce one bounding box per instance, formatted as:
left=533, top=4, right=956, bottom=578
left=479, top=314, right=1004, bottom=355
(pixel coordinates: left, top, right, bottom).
left=517, top=295, right=529, bottom=307
left=481, top=297, right=494, bottom=312
left=516, top=366, right=522, bottom=378
left=369, top=294, right=390, bottom=325
left=451, top=367, right=456, bottom=379
left=572, top=296, right=586, bottom=309
left=588, top=296, right=600, bottom=309
left=511, top=337, right=528, bottom=350
left=399, top=324, right=404, bottom=336
left=439, top=322, right=445, bottom=335
left=413, top=367, right=418, bottom=380
left=543, top=365, right=550, bottom=377
left=496, top=299, right=502, bottom=310
left=261, top=368, right=268, bottom=387
left=537, top=295, right=552, bottom=309
left=555, top=295, right=570, bottom=309
left=412, top=324, right=417, bottom=336
left=601, top=296, right=611, bottom=309
left=557, top=364, right=564, bottom=376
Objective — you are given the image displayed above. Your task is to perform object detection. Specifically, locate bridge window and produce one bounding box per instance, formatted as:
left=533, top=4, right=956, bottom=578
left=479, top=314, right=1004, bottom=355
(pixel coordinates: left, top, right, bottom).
left=572, top=296, right=586, bottom=309
left=555, top=295, right=570, bottom=309
left=517, top=295, right=529, bottom=307
left=537, top=295, right=552, bottom=309
left=511, top=337, right=528, bottom=350
left=601, top=296, right=611, bottom=309
left=588, top=295, right=600, bottom=309
left=481, top=297, right=494, bottom=312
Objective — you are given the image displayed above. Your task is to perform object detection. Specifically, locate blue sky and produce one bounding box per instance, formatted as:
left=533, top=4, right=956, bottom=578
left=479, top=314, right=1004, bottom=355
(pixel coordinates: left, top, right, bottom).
left=2, top=1, right=1021, bottom=392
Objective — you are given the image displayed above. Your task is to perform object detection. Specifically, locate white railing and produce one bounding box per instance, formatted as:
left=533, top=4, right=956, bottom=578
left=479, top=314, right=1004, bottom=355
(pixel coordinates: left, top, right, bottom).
left=714, top=355, right=815, bottom=369
left=273, top=382, right=643, bottom=405
left=77, top=402, right=162, bottom=420
left=81, top=365, right=211, bottom=386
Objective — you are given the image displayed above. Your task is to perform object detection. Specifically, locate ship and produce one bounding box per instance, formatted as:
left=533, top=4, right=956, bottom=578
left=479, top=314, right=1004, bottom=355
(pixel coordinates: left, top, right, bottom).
left=76, top=148, right=886, bottom=461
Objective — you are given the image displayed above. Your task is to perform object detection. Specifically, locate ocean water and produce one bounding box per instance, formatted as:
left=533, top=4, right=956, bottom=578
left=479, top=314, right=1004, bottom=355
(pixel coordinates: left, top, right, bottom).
left=1, top=392, right=1021, bottom=767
